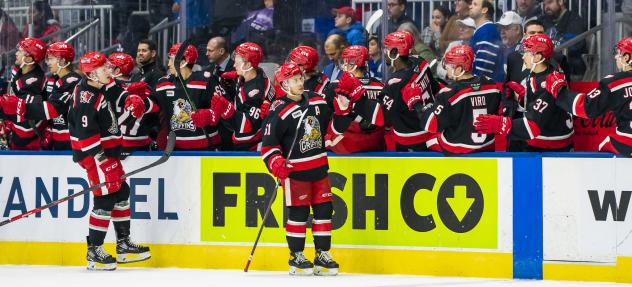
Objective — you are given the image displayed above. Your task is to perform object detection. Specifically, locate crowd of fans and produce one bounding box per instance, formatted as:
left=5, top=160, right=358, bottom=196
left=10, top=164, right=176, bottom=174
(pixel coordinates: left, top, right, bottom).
left=0, top=0, right=629, bottom=156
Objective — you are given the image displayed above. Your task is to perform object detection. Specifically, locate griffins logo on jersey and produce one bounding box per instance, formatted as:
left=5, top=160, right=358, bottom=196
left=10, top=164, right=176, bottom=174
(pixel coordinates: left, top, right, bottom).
left=170, top=99, right=195, bottom=131
left=299, top=116, right=323, bottom=153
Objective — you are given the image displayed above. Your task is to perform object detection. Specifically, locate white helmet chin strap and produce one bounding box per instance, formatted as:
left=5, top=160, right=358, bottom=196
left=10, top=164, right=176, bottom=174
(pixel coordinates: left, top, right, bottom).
left=616, top=54, right=632, bottom=71
left=55, top=61, right=71, bottom=74
left=19, top=56, right=34, bottom=69
left=527, top=54, right=545, bottom=71
left=239, top=62, right=253, bottom=73
left=179, top=61, right=188, bottom=69
left=449, top=66, right=465, bottom=79
left=89, top=68, right=109, bottom=86
left=387, top=52, right=400, bottom=67
left=281, top=81, right=301, bottom=97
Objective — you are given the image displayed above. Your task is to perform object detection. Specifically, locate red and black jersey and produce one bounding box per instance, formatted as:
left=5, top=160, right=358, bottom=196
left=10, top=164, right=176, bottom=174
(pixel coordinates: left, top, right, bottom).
left=68, top=79, right=122, bottom=163
left=4, top=65, right=47, bottom=149
left=556, top=70, right=632, bottom=156
left=304, top=72, right=331, bottom=95
left=379, top=58, right=441, bottom=150
left=417, top=76, right=501, bottom=154
left=22, top=71, right=81, bottom=150
left=222, top=68, right=274, bottom=151
left=262, top=92, right=346, bottom=181
left=111, top=79, right=159, bottom=151
left=329, top=76, right=384, bottom=135
left=154, top=72, right=221, bottom=150
left=508, top=65, right=574, bottom=150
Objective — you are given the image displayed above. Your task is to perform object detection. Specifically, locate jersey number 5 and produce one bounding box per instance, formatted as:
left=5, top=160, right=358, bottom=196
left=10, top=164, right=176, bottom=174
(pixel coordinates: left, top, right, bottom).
left=471, top=108, right=487, bottom=143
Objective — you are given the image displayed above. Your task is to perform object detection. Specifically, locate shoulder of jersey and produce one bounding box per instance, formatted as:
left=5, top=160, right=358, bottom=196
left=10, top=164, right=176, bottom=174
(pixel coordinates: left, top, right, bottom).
left=64, top=72, right=81, bottom=85
left=158, top=75, right=174, bottom=82
left=190, top=71, right=208, bottom=80
left=269, top=98, right=287, bottom=114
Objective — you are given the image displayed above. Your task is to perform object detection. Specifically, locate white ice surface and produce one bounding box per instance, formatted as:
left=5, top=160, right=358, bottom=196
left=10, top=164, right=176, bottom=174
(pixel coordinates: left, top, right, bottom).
left=1, top=266, right=631, bottom=287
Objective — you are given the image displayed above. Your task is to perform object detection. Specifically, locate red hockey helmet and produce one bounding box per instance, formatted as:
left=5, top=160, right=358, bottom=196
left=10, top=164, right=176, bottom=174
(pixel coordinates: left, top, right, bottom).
left=383, top=31, right=414, bottom=56
left=79, top=51, right=108, bottom=74
left=108, top=52, right=135, bottom=76
left=46, top=42, right=75, bottom=63
left=275, top=62, right=302, bottom=83
left=342, top=45, right=369, bottom=68
left=168, top=43, right=198, bottom=65
left=289, top=45, right=319, bottom=72
left=17, top=37, right=46, bottom=63
left=443, top=45, right=474, bottom=72
left=523, top=34, right=554, bottom=60
left=616, top=38, right=632, bottom=56
left=235, top=42, right=263, bottom=68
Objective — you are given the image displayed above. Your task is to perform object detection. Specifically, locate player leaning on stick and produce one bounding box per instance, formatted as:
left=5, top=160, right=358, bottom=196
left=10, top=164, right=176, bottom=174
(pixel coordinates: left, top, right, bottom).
left=545, top=37, right=632, bottom=156
left=261, top=63, right=348, bottom=276
left=70, top=51, right=150, bottom=270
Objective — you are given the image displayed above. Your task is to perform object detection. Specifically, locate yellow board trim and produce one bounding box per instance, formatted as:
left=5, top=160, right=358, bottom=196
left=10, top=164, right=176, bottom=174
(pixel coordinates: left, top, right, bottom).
left=0, top=241, right=511, bottom=278
left=544, top=257, right=632, bottom=283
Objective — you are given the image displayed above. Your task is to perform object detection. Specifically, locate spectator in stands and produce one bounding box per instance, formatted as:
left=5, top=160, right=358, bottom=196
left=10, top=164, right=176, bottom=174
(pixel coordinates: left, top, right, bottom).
left=506, top=19, right=570, bottom=83
left=231, top=0, right=274, bottom=47
left=367, top=35, right=383, bottom=81
left=172, top=0, right=210, bottom=42
left=22, top=1, right=60, bottom=41
left=323, top=34, right=348, bottom=80
left=397, top=22, right=436, bottom=66
left=516, top=0, right=543, bottom=23
left=205, top=36, right=234, bottom=78
left=497, top=11, right=523, bottom=73
left=436, top=17, right=476, bottom=80
left=421, top=5, right=451, bottom=57
left=0, top=6, right=19, bottom=55
left=130, top=39, right=166, bottom=90
left=328, top=6, right=366, bottom=46
left=541, top=0, right=587, bottom=77
left=386, top=0, right=414, bottom=33
left=498, top=11, right=523, bottom=50
left=439, top=0, right=471, bottom=55
left=118, top=14, right=150, bottom=56
left=469, top=0, right=504, bottom=82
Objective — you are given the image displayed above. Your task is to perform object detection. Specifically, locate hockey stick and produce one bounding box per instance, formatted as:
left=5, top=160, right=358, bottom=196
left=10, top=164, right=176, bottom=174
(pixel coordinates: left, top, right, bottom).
left=0, top=131, right=177, bottom=227
left=244, top=106, right=308, bottom=272
left=365, top=9, right=383, bottom=35
left=174, top=38, right=213, bottom=148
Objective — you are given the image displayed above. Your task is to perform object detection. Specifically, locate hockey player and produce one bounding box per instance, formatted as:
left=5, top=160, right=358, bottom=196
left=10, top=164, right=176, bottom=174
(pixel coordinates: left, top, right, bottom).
left=108, top=52, right=135, bottom=88
left=214, top=42, right=273, bottom=151
left=261, top=63, right=340, bottom=276
left=153, top=43, right=221, bottom=150
left=544, top=37, right=632, bottom=156
left=403, top=45, right=501, bottom=154
left=288, top=45, right=336, bottom=98
left=326, top=45, right=385, bottom=153
left=108, top=52, right=158, bottom=155
left=0, top=38, right=47, bottom=150
left=474, top=34, right=574, bottom=151
left=380, top=31, right=442, bottom=151
left=5, top=42, right=80, bottom=150
left=70, top=51, right=150, bottom=270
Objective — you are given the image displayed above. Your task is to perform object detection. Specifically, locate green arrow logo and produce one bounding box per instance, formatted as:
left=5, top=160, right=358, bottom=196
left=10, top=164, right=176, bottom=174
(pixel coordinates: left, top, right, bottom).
left=446, top=185, right=475, bottom=222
